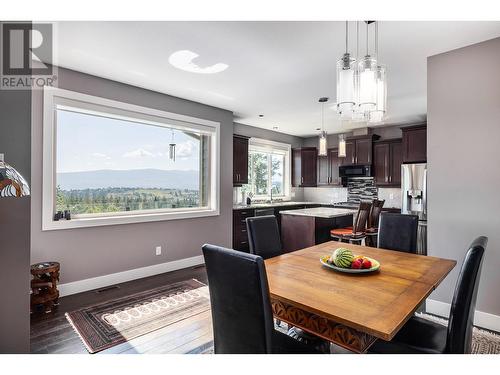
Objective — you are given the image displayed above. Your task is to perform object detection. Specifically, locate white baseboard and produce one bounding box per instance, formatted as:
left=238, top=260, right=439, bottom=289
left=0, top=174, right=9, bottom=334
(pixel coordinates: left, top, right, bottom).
left=426, top=299, right=500, bottom=333
left=58, top=255, right=205, bottom=297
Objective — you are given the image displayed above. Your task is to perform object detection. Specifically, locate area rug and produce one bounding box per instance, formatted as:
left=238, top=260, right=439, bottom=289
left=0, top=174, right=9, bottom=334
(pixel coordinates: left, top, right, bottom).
left=416, top=312, right=500, bottom=354
left=66, top=279, right=210, bottom=353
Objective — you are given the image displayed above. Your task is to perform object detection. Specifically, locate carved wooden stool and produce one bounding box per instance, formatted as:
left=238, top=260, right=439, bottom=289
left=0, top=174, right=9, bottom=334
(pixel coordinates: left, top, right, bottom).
left=30, top=261, right=60, bottom=314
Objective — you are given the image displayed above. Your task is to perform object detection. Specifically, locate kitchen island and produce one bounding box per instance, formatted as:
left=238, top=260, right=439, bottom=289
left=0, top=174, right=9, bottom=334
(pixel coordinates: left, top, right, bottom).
left=280, top=207, right=356, bottom=252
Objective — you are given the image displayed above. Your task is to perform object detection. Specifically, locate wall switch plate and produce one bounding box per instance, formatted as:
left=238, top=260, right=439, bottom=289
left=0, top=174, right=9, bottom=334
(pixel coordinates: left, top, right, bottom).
left=155, top=246, right=162, bottom=256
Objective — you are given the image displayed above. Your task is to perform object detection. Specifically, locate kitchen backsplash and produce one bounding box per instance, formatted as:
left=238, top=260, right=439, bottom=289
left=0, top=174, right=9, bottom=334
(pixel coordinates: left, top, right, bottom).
left=347, top=177, right=378, bottom=202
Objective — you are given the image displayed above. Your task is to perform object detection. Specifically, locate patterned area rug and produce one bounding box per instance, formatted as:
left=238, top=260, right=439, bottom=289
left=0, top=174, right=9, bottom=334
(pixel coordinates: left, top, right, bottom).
left=415, top=312, right=500, bottom=354
left=66, top=279, right=210, bottom=353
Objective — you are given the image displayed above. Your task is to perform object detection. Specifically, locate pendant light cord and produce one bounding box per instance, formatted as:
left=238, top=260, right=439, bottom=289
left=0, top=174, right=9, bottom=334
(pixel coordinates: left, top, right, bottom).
left=321, top=102, right=324, bottom=132
left=375, top=22, right=378, bottom=59
left=366, top=22, right=369, bottom=56
left=356, top=21, right=359, bottom=60
left=345, top=21, right=348, bottom=54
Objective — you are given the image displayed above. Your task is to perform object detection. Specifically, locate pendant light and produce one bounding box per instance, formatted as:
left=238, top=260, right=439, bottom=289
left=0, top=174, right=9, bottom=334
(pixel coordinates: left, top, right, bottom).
left=338, top=133, right=347, bottom=158
left=357, top=21, right=377, bottom=115
left=336, top=22, right=356, bottom=120
left=318, top=97, right=328, bottom=156
left=368, top=22, right=387, bottom=123
left=169, top=129, right=176, bottom=162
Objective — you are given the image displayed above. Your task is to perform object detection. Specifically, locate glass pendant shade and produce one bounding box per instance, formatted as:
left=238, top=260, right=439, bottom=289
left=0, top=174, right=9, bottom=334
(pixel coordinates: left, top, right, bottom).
left=0, top=153, right=30, bottom=197
left=368, top=65, right=387, bottom=123
left=357, top=55, right=378, bottom=114
left=318, top=131, right=328, bottom=156
left=336, top=53, right=356, bottom=120
left=338, top=134, right=347, bottom=158
left=169, top=143, right=176, bottom=161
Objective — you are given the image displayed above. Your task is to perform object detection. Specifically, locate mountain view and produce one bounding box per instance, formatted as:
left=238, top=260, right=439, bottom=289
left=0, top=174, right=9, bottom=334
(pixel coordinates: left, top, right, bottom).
left=56, top=169, right=201, bottom=215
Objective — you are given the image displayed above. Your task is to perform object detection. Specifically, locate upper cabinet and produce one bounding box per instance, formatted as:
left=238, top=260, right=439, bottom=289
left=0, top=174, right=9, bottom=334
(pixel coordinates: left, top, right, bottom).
left=340, top=135, right=380, bottom=166
left=233, top=135, right=249, bottom=186
left=317, top=148, right=342, bottom=186
left=373, top=139, right=402, bottom=187
left=402, top=124, right=427, bottom=163
left=292, top=147, right=317, bottom=187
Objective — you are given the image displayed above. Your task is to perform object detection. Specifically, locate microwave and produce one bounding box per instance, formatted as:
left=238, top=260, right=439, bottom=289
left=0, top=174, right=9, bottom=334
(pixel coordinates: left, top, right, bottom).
left=339, top=165, right=372, bottom=186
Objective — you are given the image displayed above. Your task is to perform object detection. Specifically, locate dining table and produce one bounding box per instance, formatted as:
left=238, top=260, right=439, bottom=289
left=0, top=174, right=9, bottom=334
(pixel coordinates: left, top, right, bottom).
left=264, top=241, right=456, bottom=353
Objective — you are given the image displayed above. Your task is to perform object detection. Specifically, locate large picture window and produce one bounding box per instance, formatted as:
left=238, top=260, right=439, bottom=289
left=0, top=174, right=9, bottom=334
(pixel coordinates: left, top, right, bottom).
left=42, top=87, right=220, bottom=230
left=244, top=138, right=291, bottom=199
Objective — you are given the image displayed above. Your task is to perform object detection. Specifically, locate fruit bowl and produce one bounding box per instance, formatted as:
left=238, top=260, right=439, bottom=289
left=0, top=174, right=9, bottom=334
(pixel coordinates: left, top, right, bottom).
left=320, top=255, right=380, bottom=274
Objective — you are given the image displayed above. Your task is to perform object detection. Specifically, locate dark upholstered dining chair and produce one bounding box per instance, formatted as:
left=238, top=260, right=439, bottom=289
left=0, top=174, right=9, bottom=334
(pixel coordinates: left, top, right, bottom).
left=246, top=215, right=283, bottom=260
left=377, top=212, right=419, bottom=253
left=202, top=244, right=321, bottom=354
left=369, top=236, right=487, bottom=354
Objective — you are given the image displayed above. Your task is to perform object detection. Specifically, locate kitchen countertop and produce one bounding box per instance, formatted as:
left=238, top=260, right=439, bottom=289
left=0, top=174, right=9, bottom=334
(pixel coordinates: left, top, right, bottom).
left=279, top=207, right=356, bottom=218
left=233, top=201, right=314, bottom=210
left=233, top=201, right=401, bottom=211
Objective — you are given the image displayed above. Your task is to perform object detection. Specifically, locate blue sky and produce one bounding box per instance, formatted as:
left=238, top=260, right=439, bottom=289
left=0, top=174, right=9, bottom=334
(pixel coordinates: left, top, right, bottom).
left=56, top=110, right=200, bottom=173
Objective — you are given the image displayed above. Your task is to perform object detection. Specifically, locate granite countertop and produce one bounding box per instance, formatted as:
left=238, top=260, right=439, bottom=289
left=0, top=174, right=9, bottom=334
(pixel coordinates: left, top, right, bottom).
left=279, top=207, right=357, bottom=218
left=233, top=201, right=313, bottom=210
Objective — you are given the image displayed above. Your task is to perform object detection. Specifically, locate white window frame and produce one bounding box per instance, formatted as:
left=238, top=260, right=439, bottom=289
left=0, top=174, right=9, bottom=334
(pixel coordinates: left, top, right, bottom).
left=42, top=87, right=220, bottom=231
left=247, top=137, right=291, bottom=200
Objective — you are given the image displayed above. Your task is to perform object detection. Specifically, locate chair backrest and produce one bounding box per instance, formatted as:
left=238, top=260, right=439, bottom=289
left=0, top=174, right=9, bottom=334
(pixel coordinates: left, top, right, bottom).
left=368, top=199, right=385, bottom=229
left=446, top=236, right=487, bottom=354
left=246, top=215, right=283, bottom=259
left=202, top=244, right=275, bottom=354
left=352, top=201, right=372, bottom=233
left=377, top=212, right=419, bottom=253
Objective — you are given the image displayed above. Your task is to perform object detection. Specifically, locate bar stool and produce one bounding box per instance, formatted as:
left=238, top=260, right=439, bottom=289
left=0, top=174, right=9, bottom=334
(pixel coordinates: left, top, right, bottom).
left=330, top=201, right=372, bottom=245
left=365, top=199, right=385, bottom=247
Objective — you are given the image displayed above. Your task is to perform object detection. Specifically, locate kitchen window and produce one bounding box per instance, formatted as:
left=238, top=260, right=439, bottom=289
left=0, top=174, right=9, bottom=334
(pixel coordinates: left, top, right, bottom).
left=244, top=138, right=291, bottom=199
left=42, top=87, right=220, bottom=230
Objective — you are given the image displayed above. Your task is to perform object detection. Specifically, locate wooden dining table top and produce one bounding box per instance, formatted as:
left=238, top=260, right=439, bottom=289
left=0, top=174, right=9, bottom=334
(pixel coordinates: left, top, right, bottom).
left=265, top=241, right=456, bottom=342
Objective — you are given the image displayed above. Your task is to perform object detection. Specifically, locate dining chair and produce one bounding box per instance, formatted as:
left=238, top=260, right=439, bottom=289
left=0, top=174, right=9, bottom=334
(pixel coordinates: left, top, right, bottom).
left=369, top=236, right=487, bottom=354
left=377, top=212, right=419, bottom=253
left=246, top=215, right=283, bottom=259
left=330, top=201, right=372, bottom=245
left=202, top=244, right=322, bottom=354
left=364, top=199, right=385, bottom=247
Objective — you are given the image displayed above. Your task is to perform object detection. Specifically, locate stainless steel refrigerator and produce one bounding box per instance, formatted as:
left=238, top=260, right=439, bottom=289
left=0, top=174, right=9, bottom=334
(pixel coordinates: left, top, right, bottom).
left=401, top=163, right=427, bottom=255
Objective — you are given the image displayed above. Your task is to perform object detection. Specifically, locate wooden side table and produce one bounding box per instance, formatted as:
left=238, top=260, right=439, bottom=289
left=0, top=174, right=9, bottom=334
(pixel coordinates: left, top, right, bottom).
left=30, top=261, right=60, bottom=314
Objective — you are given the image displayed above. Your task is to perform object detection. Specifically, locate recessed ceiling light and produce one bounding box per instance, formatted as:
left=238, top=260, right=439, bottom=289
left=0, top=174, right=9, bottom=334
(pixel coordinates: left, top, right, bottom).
left=168, top=50, right=228, bottom=74
left=259, top=114, right=264, bottom=118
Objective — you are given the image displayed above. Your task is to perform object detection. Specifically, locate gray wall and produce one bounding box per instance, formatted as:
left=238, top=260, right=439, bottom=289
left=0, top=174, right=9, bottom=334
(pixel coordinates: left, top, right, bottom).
left=0, top=72, right=31, bottom=352
left=234, top=122, right=304, bottom=148
left=31, top=67, right=233, bottom=284
left=427, top=37, right=500, bottom=316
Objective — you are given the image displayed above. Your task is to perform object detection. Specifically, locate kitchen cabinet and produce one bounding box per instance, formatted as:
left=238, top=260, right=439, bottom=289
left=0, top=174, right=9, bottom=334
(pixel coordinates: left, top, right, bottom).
left=233, top=135, right=249, bottom=185
left=402, top=124, right=426, bottom=163
left=233, top=208, right=254, bottom=252
left=340, top=135, right=379, bottom=166
left=317, top=148, right=342, bottom=186
left=292, top=147, right=317, bottom=187
left=373, top=139, right=402, bottom=186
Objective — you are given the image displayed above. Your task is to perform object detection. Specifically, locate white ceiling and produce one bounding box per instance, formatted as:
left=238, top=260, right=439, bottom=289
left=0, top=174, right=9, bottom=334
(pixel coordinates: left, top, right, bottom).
left=54, top=21, right=500, bottom=137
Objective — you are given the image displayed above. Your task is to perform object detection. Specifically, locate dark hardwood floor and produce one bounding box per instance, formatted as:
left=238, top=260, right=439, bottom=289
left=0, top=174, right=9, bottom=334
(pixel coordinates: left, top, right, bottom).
left=30, top=265, right=212, bottom=354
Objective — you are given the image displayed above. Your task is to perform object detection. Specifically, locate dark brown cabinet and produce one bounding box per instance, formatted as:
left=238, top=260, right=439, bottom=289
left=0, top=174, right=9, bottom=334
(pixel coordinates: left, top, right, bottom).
left=373, top=139, right=402, bottom=187
left=317, top=148, right=342, bottom=186
left=402, top=124, right=427, bottom=163
left=292, top=147, right=317, bottom=187
left=340, top=135, right=379, bottom=166
left=232, top=209, right=254, bottom=252
left=233, top=135, right=249, bottom=185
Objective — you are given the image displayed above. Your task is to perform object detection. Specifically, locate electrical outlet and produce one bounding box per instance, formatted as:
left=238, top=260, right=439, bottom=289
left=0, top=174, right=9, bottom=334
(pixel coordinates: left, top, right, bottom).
left=155, top=246, right=162, bottom=256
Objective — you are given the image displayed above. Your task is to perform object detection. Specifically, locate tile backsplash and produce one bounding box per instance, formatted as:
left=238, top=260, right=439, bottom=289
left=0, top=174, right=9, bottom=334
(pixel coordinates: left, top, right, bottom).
left=347, top=177, right=378, bottom=202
